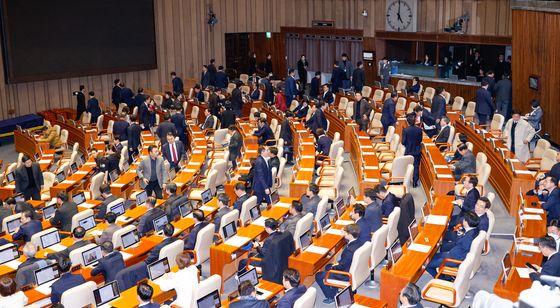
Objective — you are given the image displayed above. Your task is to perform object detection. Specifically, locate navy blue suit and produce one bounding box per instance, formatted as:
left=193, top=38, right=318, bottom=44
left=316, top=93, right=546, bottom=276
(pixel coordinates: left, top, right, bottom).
left=431, top=94, right=447, bottom=121
left=315, top=239, right=364, bottom=299
left=120, top=87, right=135, bottom=107
left=171, top=113, right=187, bottom=145
left=543, top=188, right=560, bottom=223
left=276, top=285, right=307, bottom=308
left=138, top=103, right=150, bottom=129
left=145, top=237, right=177, bottom=265
left=111, top=86, right=121, bottom=107
left=229, top=298, right=268, bottom=308
left=530, top=252, right=560, bottom=281
left=461, top=188, right=481, bottom=214
left=381, top=98, right=397, bottom=135
left=364, top=202, right=383, bottom=233
left=285, top=76, right=297, bottom=101
left=113, top=120, right=130, bottom=141
left=12, top=220, right=42, bottom=243
left=233, top=194, right=250, bottom=212
left=87, top=98, right=101, bottom=122
left=253, top=124, right=274, bottom=145
left=91, top=251, right=125, bottom=282
left=50, top=273, right=85, bottom=304
left=214, top=72, right=228, bottom=90
left=356, top=217, right=372, bottom=243
left=138, top=303, right=160, bottom=308
left=262, top=78, right=274, bottom=104
left=331, top=67, right=345, bottom=93
left=402, top=124, right=423, bottom=185
left=380, top=192, right=398, bottom=217
left=307, top=108, right=327, bottom=135
left=184, top=222, right=208, bottom=250
left=322, top=91, right=334, bottom=104
left=478, top=213, right=489, bottom=232
left=137, top=208, right=165, bottom=236
left=294, top=104, right=309, bottom=119
left=427, top=228, right=478, bottom=277
left=161, top=141, right=186, bottom=171
left=316, top=135, right=332, bottom=156
left=310, top=77, right=321, bottom=98
left=252, top=155, right=273, bottom=204
left=475, top=87, right=494, bottom=124
left=172, top=77, right=184, bottom=94
left=134, top=94, right=145, bottom=109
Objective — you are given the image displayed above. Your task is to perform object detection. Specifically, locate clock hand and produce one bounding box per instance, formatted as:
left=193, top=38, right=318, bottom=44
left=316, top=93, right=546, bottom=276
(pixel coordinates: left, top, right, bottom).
left=398, top=13, right=403, bottom=23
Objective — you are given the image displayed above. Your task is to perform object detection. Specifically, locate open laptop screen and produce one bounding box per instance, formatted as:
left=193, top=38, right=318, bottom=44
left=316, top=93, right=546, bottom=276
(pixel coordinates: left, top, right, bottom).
left=121, top=229, right=139, bottom=249
left=196, top=290, right=221, bottom=308
left=110, top=202, right=125, bottom=216
left=222, top=221, right=237, bottom=240
left=152, top=215, right=168, bottom=233
left=148, top=257, right=170, bottom=281
left=335, top=286, right=354, bottom=308
left=78, top=215, right=96, bottom=231
left=136, top=190, right=148, bottom=206
left=34, top=263, right=60, bottom=286
left=93, top=281, right=120, bottom=306
left=201, top=189, right=213, bottom=205
left=72, top=192, right=86, bottom=206
left=40, top=230, right=61, bottom=249
left=82, top=245, right=103, bottom=266
left=0, top=244, right=19, bottom=265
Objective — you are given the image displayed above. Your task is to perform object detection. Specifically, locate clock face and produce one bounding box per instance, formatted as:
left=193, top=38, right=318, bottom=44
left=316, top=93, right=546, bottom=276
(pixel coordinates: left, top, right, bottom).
left=386, top=0, right=415, bottom=32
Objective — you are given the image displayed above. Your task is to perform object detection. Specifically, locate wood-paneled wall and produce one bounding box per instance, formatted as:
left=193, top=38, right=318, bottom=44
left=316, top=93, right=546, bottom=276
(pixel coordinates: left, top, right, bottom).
left=0, top=0, right=511, bottom=119
left=512, top=8, right=559, bottom=143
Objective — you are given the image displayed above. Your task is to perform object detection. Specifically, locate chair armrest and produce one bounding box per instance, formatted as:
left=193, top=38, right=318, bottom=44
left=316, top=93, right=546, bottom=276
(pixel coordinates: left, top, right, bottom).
left=371, top=135, right=386, bottom=142
left=525, top=158, right=542, bottom=165
left=421, top=281, right=457, bottom=307
left=324, top=269, right=352, bottom=288
left=436, top=143, right=452, bottom=150
left=246, top=257, right=263, bottom=270
left=435, top=258, right=463, bottom=279
left=184, top=250, right=198, bottom=265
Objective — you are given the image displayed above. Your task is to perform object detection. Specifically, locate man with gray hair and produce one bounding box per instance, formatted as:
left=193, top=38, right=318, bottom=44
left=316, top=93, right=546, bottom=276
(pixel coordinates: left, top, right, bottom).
left=434, top=116, right=452, bottom=144
left=399, top=283, right=423, bottom=307
left=17, top=242, right=46, bottom=270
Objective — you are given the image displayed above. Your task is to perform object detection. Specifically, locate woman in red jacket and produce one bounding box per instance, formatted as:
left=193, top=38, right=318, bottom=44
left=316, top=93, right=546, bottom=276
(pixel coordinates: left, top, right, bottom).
left=274, top=89, right=287, bottom=112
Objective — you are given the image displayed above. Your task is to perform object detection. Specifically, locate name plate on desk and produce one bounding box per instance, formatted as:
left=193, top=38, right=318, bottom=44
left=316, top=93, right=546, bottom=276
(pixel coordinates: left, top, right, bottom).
left=363, top=178, right=380, bottom=183
left=364, top=166, right=379, bottom=170
left=434, top=165, right=448, bottom=169
left=436, top=174, right=453, bottom=179
left=408, top=243, right=431, bottom=253
left=39, top=159, right=52, bottom=164
left=224, top=235, right=252, bottom=247
left=61, top=180, right=76, bottom=185
left=520, top=214, right=542, bottom=221
left=304, top=245, right=330, bottom=255
left=518, top=244, right=541, bottom=253
left=425, top=215, right=447, bottom=226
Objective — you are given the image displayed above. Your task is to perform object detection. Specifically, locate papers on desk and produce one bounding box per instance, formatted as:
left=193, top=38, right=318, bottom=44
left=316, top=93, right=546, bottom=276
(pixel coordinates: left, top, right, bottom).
left=515, top=170, right=537, bottom=176
left=293, top=179, right=310, bottom=184
left=434, top=165, right=448, bottom=169
left=305, top=245, right=330, bottom=255
left=36, top=279, right=57, bottom=295
left=39, top=159, right=51, bottom=164
left=364, top=166, right=379, bottom=170
left=84, top=162, right=97, bottom=166
left=116, top=216, right=133, bottom=223
left=112, top=183, right=125, bottom=187
left=300, top=168, right=314, bottom=172
left=524, top=208, right=545, bottom=214
left=75, top=170, right=88, bottom=175
left=89, top=230, right=103, bottom=237
left=518, top=244, right=541, bottom=253
left=79, top=203, right=97, bottom=209
left=61, top=180, right=75, bottom=185
left=252, top=217, right=267, bottom=227
left=325, top=228, right=345, bottom=236
left=516, top=267, right=532, bottom=279
left=437, top=174, right=453, bottom=179
left=193, top=150, right=203, bottom=154
left=509, top=159, right=520, bottom=163
left=334, top=219, right=354, bottom=226
left=49, top=243, right=67, bottom=252
left=274, top=202, right=291, bottom=208
left=184, top=168, right=197, bottom=173
left=425, top=215, right=448, bottom=226
left=521, top=214, right=542, bottom=221
left=3, top=259, right=22, bottom=269
left=224, top=235, right=251, bottom=247
left=424, top=143, right=436, bottom=147
left=408, top=243, right=431, bottom=253
left=199, top=205, right=215, bottom=212
left=238, top=167, right=251, bottom=172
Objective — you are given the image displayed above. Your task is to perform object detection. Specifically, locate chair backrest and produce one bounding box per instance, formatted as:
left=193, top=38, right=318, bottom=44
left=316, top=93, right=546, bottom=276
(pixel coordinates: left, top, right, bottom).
left=386, top=207, right=401, bottom=246
left=447, top=125, right=456, bottom=144
left=541, top=149, right=558, bottom=170
left=293, top=287, right=317, bottom=308
left=392, top=155, right=414, bottom=179
left=204, top=169, right=219, bottom=195
left=219, top=210, right=240, bottom=240
left=332, top=132, right=341, bottom=144
left=193, top=223, right=215, bottom=266
left=239, top=196, right=258, bottom=226
left=194, top=274, right=221, bottom=301
left=15, top=153, right=23, bottom=169
left=191, top=106, right=199, bottom=122
left=423, top=87, right=435, bottom=100
left=154, top=94, right=163, bottom=107
left=407, top=101, right=417, bottom=114
left=475, top=152, right=488, bottom=174
left=485, top=209, right=495, bottom=250
left=338, top=97, right=348, bottom=111
left=2, top=213, right=21, bottom=233
left=402, top=164, right=414, bottom=193
left=314, top=196, right=329, bottom=223
left=466, top=142, right=474, bottom=152
left=453, top=253, right=476, bottom=303
left=239, top=74, right=249, bottom=85
left=385, top=125, right=395, bottom=142
left=490, top=114, right=505, bottom=131
left=105, top=198, right=125, bottom=215
left=478, top=163, right=491, bottom=188
left=160, top=239, right=185, bottom=268
left=276, top=157, right=287, bottom=188
left=372, top=89, right=384, bottom=102
left=213, top=128, right=229, bottom=145
left=89, top=172, right=105, bottom=200
left=293, top=213, right=314, bottom=250
left=390, top=134, right=400, bottom=152
left=465, top=101, right=476, bottom=117
left=452, top=96, right=465, bottom=111
left=470, top=231, right=487, bottom=279
left=396, top=97, right=407, bottom=112
left=349, top=241, right=372, bottom=290
left=31, top=227, right=58, bottom=249
left=71, top=209, right=94, bottom=231
left=443, top=91, right=451, bottom=104
left=60, top=129, right=69, bottom=144
left=329, top=140, right=344, bottom=160
left=361, top=86, right=372, bottom=98
left=396, top=79, right=407, bottom=92
left=96, top=115, right=104, bottom=132
left=69, top=243, right=97, bottom=266
left=345, top=101, right=354, bottom=118
left=289, top=100, right=299, bottom=111
left=211, top=160, right=228, bottom=187
left=270, top=118, right=279, bottom=133
left=107, top=120, right=114, bottom=135
left=534, top=139, right=551, bottom=159
left=43, top=172, right=56, bottom=191
left=60, top=281, right=97, bottom=308
left=370, top=225, right=389, bottom=269
left=112, top=225, right=136, bottom=249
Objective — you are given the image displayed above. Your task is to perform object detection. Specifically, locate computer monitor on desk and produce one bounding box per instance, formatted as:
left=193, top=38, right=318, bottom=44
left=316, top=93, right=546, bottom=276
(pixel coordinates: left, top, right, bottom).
left=196, top=290, right=221, bottom=308
left=78, top=215, right=97, bottom=231
left=201, top=189, right=213, bottom=205
left=34, top=263, right=60, bottom=286
left=389, top=239, right=403, bottom=264
left=14, top=193, right=25, bottom=203
left=42, top=204, right=57, bottom=220
left=72, top=191, right=86, bottom=206
left=152, top=215, right=168, bottom=234
left=6, top=172, right=15, bottom=184
left=501, top=252, right=512, bottom=285
left=121, top=229, right=139, bottom=249
left=110, top=202, right=125, bottom=216
left=148, top=257, right=170, bottom=281
left=93, top=281, right=120, bottom=307
left=136, top=190, right=148, bottom=206
left=0, top=244, right=19, bottom=265
left=222, top=221, right=237, bottom=240
left=55, top=171, right=65, bottom=183
left=335, top=286, right=354, bottom=308
left=6, top=217, right=21, bottom=234
left=40, top=229, right=61, bottom=249
left=178, top=202, right=193, bottom=218
left=82, top=245, right=103, bottom=266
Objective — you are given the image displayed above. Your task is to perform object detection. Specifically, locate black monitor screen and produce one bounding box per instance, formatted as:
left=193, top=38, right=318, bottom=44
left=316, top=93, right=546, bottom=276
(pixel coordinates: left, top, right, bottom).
left=93, top=281, right=120, bottom=306
left=319, top=214, right=331, bottom=231
left=6, top=172, right=15, bottom=183
left=201, top=189, right=213, bottom=205
left=110, top=202, right=125, bottom=216
left=136, top=191, right=147, bottom=206
left=14, top=193, right=24, bottom=203
left=72, top=192, right=86, bottom=206
left=148, top=257, right=169, bottom=281
left=121, top=229, right=139, bottom=249
left=152, top=215, right=168, bottom=233
left=178, top=202, right=192, bottom=218
left=197, top=290, right=221, bottom=308
left=249, top=205, right=261, bottom=220
left=56, top=171, right=65, bottom=183
left=222, top=221, right=237, bottom=240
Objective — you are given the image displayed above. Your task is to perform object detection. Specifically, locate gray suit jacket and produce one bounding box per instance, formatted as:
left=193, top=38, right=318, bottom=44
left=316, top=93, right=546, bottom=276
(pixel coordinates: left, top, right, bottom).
left=15, top=163, right=44, bottom=193
left=95, top=223, right=121, bottom=245
left=301, top=195, right=320, bottom=216
left=136, top=156, right=168, bottom=189
left=526, top=107, right=543, bottom=131
left=455, top=150, right=476, bottom=174
left=281, top=213, right=304, bottom=236
left=213, top=207, right=232, bottom=233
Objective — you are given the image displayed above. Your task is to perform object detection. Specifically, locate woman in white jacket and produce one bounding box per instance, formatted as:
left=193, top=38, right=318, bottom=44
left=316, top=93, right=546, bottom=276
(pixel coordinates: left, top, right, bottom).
left=503, top=110, right=536, bottom=163
left=158, top=252, right=199, bottom=307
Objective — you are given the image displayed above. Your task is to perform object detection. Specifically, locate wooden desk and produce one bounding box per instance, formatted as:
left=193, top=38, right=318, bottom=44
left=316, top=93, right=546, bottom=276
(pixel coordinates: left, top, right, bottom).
left=420, top=139, right=455, bottom=195
left=222, top=280, right=285, bottom=307
left=380, top=195, right=454, bottom=308
left=455, top=120, right=534, bottom=215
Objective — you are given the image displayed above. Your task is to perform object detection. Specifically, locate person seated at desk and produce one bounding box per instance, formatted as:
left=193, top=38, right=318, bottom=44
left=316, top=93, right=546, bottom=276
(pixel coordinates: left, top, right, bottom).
left=280, top=201, right=304, bottom=236
left=47, top=226, right=89, bottom=260
left=159, top=252, right=199, bottom=307
left=96, top=184, right=117, bottom=219
left=399, top=283, right=423, bottom=308
left=273, top=89, right=287, bottom=112
left=163, top=183, right=182, bottom=221
left=354, top=92, right=372, bottom=126
left=161, top=91, right=175, bottom=110
left=184, top=210, right=208, bottom=251
left=444, top=197, right=490, bottom=249
left=233, top=183, right=250, bottom=212
left=136, top=281, right=161, bottom=308
left=449, top=176, right=480, bottom=227
left=426, top=212, right=480, bottom=277
left=301, top=183, right=320, bottom=216
left=230, top=280, right=268, bottom=308
left=12, top=210, right=41, bottom=243
left=214, top=193, right=232, bottom=234
left=200, top=108, right=215, bottom=131
left=91, top=241, right=125, bottom=283
left=269, top=146, right=280, bottom=173
left=350, top=204, right=371, bottom=243
left=528, top=236, right=560, bottom=281
left=316, top=128, right=332, bottom=157
left=50, top=257, right=86, bottom=304
left=407, top=77, right=421, bottom=95
left=363, top=188, right=383, bottom=233
left=50, top=191, right=78, bottom=233
left=277, top=268, right=306, bottom=308
left=315, top=224, right=365, bottom=304
left=94, top=212, right=121, bottom=245
left=294, top=99, right=310, bottom=119
left=542, top=176, right=560, bottom=223
left=0, top=277, right=28, bottom=307
left=38, top=126, right=63, bottom=151
left=450, top=144, right=476, bottom=181
left=254, top=118, right=274, bottom=146
left=519, top=219, right=560, bottom=252
left=137, top=197, right=165, bottom=236
left=445, top=133, right=468, bottom=163
left=17, top=243, right=46, bottom=270
left=145, top=223, right=177, bottom=265
left=306, top=101, right=328, bottom=136
left=321, top=84, right=334, bottom=105
left=373, top=184, right=398, bottom=217
left=434, top=116, right=452, bottom=145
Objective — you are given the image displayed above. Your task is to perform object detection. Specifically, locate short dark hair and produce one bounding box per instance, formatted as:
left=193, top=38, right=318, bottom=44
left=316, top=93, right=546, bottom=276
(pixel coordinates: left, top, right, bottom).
left=57, top=257, right=72, bottom=273
left=89, top=91, right=95, bottom=96
left=352, top=203, right=365, bottom=217
left=163, top=223, right=174, bottom=237
left=193, top=209, right=205, bottom=222
left=137, top=281, right=154, bottom=301
left=228, top=125, right=237, bottom=131
left=357, top=61, right=363, bottom=67
left=105, top=212, right=117, bottom=224
left=364, top=188, right=376, bottom=201
left=316, top=128, right=325, bottom=136
left=170, top=71, right=176, bottom=76
left=22, top=210, right=34, bottom=220
left=257, top=146, right=267, bottom=155
left=73, top=226, right=86, bottom=239
left=458, top=144, right=468, bottom=152
left=413, top=105, right=423, bottom=113
left=57, top=191, right=69, bottom=202
left=406, top=114, right=416, bottom=126
left=288, top=68, right=295, bottom=74
left=549, top=219, right=560, bottom=229
left=291, top=201, right=303, bottom=213
left=264, top=218, right=279, bottom=230
left=467, top=176, right=479, bottom=187
left=114, top=79, right=120, bottom=85
left=166, top=183, right=177, bottom=194
left=282, top=268, right=300, bottom=288
left=100, top=183, right=111, bottom=195
left=4, top=197, right=15, bottom=205
left=435, top=87, right=444, bottom=95
left=218, top=65, right=224, bottom=70
left=478, top=197, right=491, bottom=209
left=0, top=276, right=16, bottom=297
left=481, top=80, right=489, bottom=87
left=401, top=283, right=422, bottom=305
left=269, top=147, right=278, bottom=156
left=148, top=145, right=157, bottom=153
left=309, top=183, right=319, bottom=195
left=101, top=241, right=114, bottom=254
left=145, top=197, right=157, bottom=208
left=344, top=223, right=360, bottom=239
left=511, top=109, right=521, bottom=116
left=538, top=236, right=557, bottom=250
left=373, top=184, right=387, bottom=195
left=458, top=133, right=467, bottom=143
left=218, top=193, right=230, bottom=207
left=234, top=182, right=246, bottom=192
left=531, top=99, right=540, bottom=108
left=390, top=92, right=398, bottom=98
left=548, top=176, right=559, bottom=186
left=463, top=211, right=480, bottom=228
left=315, top=71, right=321, bottom=76
left=238, top=280, right=255, bottom=296
left=22, top=154, right=31, bottom=163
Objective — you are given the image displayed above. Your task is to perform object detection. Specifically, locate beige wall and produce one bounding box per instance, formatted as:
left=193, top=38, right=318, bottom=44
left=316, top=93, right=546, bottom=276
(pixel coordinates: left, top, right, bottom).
left=0, top=0, right=511, bottom=119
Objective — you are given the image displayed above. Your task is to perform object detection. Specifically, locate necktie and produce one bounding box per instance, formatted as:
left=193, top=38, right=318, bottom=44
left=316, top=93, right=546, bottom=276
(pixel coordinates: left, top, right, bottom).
left=171, top=143, right=178, bottom=163
left=511, top=122, right=518, bottom=153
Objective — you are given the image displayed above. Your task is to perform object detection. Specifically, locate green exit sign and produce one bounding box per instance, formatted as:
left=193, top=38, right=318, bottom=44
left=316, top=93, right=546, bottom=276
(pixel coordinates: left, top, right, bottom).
left=266, top=32, right=272, bottom=39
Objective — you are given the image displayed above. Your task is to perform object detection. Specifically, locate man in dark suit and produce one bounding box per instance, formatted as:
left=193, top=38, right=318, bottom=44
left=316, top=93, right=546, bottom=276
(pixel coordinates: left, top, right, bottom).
left=215, top=66, right=229, bottom=90
left=363, top=188, right=383, bottom=233
left=268, top=147, right=280, bottom=173
left=280, top=201, right=304, bottom=236
left=431, top=87, right=447, bottom=125
left=543, top=176, right=560, bottom=223
left=15, top=154, right=44, bottom=201
left=426, top=212, right=480, bottom=277
left=0, top=202, right=12, bottom=229
left=112, top=79, right=122, bottom=110
left=350, top=204, right=371, bottom=243
left=75, top=85, right=86, bottom=121
left=5, top=197, right=38, bottom=220
left=306, top=102, right=328, bottom=136
left=230, top=280, right=268, bottom=308
left=294, top=100, right=309, bottom=119
left=113, top=113, right=130, bottom=141
left=285, top=69, right=297, bottom=102
left=156, top=114, right=177, bottom=141
left=482, top=70, right=496, bottom=95
left=162, top=133, right=186, bottom=172
left=228, top=125, right=243, bottom=169
left=86, top=91, right=101, bottom=123
left=301, top=184, right=320, bottom=216
left=475, top=80, right=495, bottom=125
left=171, top=72, right=184, bottom=96
left=119, top=82, right=135, bottom=107
left=138, top=97, right=152, bottom=130
left=411, top=104, right=437, bottom=137
left=163, top=183, right=182, bottom=221
left=137, top=282, right=161, bottom=308
left=184, top=210, right=208, bottom=250
left=452, top=144, right=476, bottom=181
left=352, top=61, right=366, bottom=92
left=50, top=191, right=77, bottom=232
left=127, top=115, right=142, bottom=163
left=316, top=128, right=332, bottom=157
left=399, top=283, right=424, bottom=308
left=262, top=74, right=274, bottom=104
left=200, top=109, right=215, bottom=131
left=213, top=194, right=232, bottom=234
left=354, top=92, right=372, bottom=124
left=220, top=102, right=236, bottom=129
left=50, top=257, right=86, bottom=304
left=374, top=184, right=398, bottom=217
left=434, top=116, right=451, bottom=144
left=233, top=183, right=250, bottom=212
left=402, top=114, right=423, bottom=187
left=455, top=176, right=481, bottom=215
left=208, top=59, right=217, bottom=86
left=321, top=84, right=334, bottom=104
left=47, top=226, right=90, bottom=260
left=96, top=184, right=117, bottom=220
left=330, top=61, right=345, bottom=93
left=381, top=92, right=398, bottom=135
left=12, top=210, right=41, bottom=243
left=495, top=73, right=512, bottom=120
left=170, top=106, right=187, bottom=146
left=113, top=136, right=124, bottom=156
left=134, top=88, right=146, bottom=109
left=91, top=241, right=125, bottom=282
left=144, top=223, right=177, bottom=265
left=252, top=146, right=273, bottom=205
left=137, top=197, right=165, bottom=236
left=200, top=65, right=210, bottom=89
left=277, top=268, right=307, bottom=308
left=253, top=118, right=274, bottom=146
left=17, top=242, right=45, bottom=270
left=445, top=195, right=488, bottom=248
left=309, top=71, right=321, bottom=98
left=529, top=236, right=560, bottom=280
left=315, top=224, right=364, bottom=304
